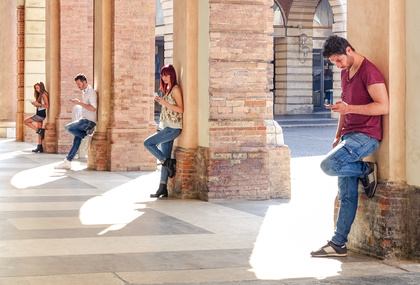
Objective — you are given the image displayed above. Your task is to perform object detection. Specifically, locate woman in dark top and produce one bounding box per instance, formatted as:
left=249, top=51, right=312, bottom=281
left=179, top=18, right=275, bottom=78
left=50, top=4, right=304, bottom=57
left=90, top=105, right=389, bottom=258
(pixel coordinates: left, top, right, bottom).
left=24, top=82, right=49, bottom=153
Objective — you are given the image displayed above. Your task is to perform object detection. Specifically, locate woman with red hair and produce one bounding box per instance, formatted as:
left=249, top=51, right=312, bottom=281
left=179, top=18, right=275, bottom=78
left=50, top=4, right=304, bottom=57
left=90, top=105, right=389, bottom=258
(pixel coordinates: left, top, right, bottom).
left=24, top=82, right=49, bottom=153
left=144, top=64, right=184, bottom=198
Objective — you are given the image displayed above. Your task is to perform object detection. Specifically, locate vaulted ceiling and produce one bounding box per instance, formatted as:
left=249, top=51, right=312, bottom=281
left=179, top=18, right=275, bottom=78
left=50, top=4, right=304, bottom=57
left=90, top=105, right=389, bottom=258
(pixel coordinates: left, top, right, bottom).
left=275, top=0, right=323, bottom=20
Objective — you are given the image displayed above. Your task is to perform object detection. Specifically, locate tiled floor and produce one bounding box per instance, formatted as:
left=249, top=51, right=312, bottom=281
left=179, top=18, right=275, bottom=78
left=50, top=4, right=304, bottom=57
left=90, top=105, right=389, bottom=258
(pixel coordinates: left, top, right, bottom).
left=1, top=138, right=420, bottom=285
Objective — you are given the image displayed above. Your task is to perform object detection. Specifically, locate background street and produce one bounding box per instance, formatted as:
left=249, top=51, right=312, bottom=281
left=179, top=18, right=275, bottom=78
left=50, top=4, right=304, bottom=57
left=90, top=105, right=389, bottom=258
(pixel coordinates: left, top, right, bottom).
left=283, top=126, right=337, bottom=158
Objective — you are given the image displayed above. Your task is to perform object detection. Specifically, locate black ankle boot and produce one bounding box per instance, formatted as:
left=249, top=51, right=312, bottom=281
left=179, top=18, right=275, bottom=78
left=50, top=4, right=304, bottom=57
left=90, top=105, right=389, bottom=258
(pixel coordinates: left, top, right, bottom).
left=36, top=128, right=45, bottom=140
left=32, top=145, right=41, bottom=152
left=163, top=158, right=176, bottom=178
left=150, top=184, right=168, bottom=198
left=32, top=144, right=43, bottom=153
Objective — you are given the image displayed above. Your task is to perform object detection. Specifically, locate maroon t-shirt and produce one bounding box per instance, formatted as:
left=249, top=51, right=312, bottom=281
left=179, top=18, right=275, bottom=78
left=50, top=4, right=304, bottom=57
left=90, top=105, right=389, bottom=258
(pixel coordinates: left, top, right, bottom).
left=340, top=58, right=385, bottom=140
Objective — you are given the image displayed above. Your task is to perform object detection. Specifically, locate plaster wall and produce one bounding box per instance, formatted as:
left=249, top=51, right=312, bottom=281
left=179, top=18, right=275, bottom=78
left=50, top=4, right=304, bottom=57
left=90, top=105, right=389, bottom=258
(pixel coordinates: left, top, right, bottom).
left=0, top=0, right=18, bottom=122
left=406, top=0, right=420, bottom=187
left=173, top=0, right=199, bottom=149
left=347, top=0, right=391, bottom=180
left=198, top=0, right=210, bottom=148
left=344, top=0, right=420, bottom=261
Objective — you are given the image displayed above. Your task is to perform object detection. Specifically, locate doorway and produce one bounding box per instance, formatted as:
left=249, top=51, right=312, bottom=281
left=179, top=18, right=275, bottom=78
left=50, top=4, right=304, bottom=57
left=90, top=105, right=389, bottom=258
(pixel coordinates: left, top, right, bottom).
left=312, top=49, right=334, bottom=112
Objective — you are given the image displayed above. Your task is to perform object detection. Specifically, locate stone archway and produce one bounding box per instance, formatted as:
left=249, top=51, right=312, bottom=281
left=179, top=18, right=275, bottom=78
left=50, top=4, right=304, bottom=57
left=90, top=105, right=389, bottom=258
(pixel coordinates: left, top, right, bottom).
left=273, top=0, right=347, bottom=116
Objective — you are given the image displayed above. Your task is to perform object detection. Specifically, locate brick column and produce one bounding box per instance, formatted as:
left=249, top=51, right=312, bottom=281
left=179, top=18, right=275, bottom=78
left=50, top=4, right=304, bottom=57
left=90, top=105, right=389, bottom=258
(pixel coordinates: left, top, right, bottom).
left=56, top=0, right=94, bottom=154
left=104, top=0, right=156, bottom=171
left=205, top=0, right=290, bottom=200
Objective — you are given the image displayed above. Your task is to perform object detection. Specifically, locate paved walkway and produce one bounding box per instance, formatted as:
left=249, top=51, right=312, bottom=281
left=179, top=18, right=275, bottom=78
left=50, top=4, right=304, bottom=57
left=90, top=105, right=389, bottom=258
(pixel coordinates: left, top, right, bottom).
left=1, top=138, right=420, bottom=285
left=275, top=112, right=338, bottom=128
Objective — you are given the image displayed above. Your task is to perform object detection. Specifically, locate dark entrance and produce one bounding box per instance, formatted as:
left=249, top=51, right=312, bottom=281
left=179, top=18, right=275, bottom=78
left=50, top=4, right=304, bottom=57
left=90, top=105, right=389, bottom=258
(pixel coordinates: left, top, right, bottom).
left=312, top=49, right=334, bottom=112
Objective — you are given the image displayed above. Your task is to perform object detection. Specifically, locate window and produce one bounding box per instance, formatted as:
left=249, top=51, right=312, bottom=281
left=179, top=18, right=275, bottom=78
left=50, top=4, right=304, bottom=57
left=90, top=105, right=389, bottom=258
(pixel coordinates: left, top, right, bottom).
left=155, top=0, right=164, bottom=26
left=272, top=2, right=284, bottom=26
left=313, top=0, right=333, bottom=27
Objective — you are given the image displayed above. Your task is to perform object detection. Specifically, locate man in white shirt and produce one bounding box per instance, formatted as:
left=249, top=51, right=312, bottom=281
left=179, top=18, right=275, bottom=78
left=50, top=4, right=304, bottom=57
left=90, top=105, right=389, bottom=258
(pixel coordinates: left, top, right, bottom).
left=55, top=73, right=97, bottom=170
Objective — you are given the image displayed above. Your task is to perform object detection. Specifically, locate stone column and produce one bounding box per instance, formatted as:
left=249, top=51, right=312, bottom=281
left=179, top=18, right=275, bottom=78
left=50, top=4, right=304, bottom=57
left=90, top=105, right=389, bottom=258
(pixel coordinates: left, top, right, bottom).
left=0, top=0, right=18, bottom=124
left=406, top=0, right=420, bottom=187
left=171, top=0, right=200, bottom=199
left=16, top=3, right=25, bottom=141
left=89, top=0, right=112, bottom=171
left=44, top=0, right=60, bottom=153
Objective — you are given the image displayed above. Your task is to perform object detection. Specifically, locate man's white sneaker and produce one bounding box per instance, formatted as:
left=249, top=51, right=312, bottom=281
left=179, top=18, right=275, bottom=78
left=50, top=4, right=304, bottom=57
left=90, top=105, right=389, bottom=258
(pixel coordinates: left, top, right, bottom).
left=54, top=159, right=72, bottom=169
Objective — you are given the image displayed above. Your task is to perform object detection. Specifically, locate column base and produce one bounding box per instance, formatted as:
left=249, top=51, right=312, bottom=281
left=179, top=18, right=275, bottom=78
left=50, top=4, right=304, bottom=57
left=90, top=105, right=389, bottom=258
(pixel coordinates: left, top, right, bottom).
left=43, top=122, right=57, bottom=153
left=171, top=120, right=291, bottom=201
left=104, top=127, right=156, bottom=172
left=55, top=116, right=72, bottom=154
left=87, top=131, right=108, bottom=171
left=336, top=182, right=420, bottom=261
left=169, top=146, right=208, bottom=200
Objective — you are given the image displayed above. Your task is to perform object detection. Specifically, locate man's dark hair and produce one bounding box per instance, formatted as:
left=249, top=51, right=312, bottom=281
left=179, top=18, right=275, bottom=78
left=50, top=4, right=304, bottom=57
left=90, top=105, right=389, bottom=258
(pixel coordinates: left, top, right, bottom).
left=322, top=35, right=355, bottom=58
left=74, top=73, right=87, bottom=82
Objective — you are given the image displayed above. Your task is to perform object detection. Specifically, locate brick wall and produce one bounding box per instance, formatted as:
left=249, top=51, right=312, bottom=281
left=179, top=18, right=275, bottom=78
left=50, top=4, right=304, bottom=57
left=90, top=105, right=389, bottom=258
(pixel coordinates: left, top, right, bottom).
left=335, top=183, right=420, bottom=261
left=56, top=0, right=94, bottom=153
left=169, top=146, right=209, bottom=201
left=105, top=0, right=156, bottom=171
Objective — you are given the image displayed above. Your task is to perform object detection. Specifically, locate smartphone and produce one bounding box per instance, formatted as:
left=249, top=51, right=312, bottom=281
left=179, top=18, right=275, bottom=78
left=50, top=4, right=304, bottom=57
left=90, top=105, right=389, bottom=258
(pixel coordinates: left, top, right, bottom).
left=68, top=98, right=72, bottom=101
left=153, top=92, right=159, bottom=98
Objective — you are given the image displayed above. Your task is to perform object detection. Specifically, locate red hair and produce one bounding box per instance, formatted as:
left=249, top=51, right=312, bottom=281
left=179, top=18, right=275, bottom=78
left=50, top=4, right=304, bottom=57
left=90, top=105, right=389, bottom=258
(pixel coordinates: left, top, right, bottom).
left=160, top=64, right=177, bottom=95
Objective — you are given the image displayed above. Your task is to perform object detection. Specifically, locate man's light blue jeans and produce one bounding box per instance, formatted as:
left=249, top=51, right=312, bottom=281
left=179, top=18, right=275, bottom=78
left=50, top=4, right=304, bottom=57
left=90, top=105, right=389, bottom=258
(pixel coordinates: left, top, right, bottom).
left=65, top=119, right=96, bottom=162
left=320, top=132, right=379, bottom=246
left=144, top=127, right=182, bottom=184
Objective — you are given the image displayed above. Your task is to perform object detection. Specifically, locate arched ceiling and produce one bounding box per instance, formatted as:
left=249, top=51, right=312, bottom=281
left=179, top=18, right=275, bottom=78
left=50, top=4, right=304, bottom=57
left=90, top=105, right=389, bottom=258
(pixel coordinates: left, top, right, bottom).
left=275, top=0, right=323, bottom=21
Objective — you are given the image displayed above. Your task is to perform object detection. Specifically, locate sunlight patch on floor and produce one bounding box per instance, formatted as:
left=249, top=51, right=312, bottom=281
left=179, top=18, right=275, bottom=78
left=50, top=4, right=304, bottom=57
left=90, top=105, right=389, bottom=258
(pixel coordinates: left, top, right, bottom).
left=79, top=171, right=160, bottom=235
left=250, top=155, right=341, bottom=280
left=10, top=163, right=68, bottom=189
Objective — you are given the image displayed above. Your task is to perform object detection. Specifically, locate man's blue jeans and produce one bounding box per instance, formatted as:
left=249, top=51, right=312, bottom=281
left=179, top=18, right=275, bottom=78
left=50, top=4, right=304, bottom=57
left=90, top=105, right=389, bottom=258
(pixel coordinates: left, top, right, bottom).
left=144, top=127, right=181, bottom=184
left=320, top=132, right=379, bottom=246
left=65, top=119, right=96, bottom=162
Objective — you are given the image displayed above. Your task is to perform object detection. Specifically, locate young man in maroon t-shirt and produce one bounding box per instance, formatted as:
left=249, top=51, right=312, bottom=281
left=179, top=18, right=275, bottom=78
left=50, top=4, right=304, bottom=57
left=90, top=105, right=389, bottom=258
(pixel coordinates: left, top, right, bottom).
left=311, top=36, right=389, bottom=257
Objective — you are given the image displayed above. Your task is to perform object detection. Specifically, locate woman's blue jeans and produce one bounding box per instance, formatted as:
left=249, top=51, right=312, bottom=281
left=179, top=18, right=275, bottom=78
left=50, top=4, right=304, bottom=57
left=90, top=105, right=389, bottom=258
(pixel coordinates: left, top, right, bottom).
left=144, top=127, right=181, bottom=184
left=65, top=119, right=96, bottom=162
left=320, top=132, right=379, bottom=246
